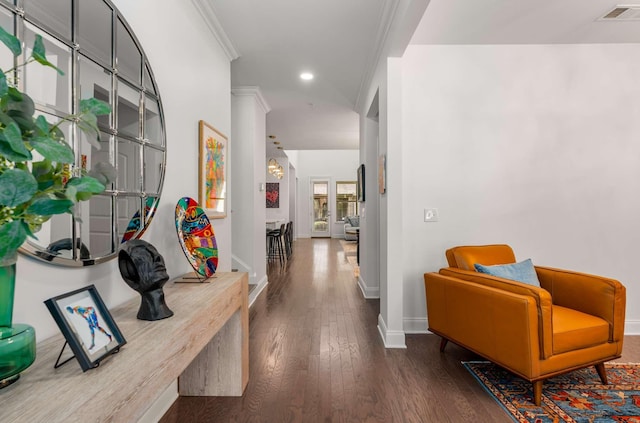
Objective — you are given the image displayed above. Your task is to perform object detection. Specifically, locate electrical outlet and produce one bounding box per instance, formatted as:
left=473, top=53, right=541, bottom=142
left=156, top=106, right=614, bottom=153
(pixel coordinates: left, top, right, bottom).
left=424, top=208, right=439, bottom=222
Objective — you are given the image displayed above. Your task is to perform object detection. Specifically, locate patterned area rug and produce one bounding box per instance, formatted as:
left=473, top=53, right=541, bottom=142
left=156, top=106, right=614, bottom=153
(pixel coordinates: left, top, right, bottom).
left=464, top=361, right=640, bottom=422
left=339, top=239, right=359, bottom=277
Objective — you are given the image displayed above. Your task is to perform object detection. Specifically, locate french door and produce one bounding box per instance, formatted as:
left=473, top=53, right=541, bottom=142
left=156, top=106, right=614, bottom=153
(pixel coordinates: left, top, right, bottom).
left=310, top=179, right=330, bottom=237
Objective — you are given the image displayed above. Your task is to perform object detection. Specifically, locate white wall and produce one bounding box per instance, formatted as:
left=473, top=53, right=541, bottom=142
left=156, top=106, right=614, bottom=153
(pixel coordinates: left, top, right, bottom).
left=401, top=43, right=640, bottom=333
left=14, top=0, right=232, bottom=341
left=265, top=156, right=290, bottom=224
left=293, top=150, right=360, bottom=238
left=231, top=88, right=268, bottom=287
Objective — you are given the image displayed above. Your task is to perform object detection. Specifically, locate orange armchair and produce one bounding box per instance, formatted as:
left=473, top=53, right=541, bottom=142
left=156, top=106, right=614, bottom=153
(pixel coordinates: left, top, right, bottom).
left=424, top=244, right=626, bottom=406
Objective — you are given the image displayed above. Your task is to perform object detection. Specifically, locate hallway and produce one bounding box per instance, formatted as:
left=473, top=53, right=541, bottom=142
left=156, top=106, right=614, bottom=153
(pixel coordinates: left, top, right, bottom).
left=161, top=239, right=640, bottom=422
left=161, top=238, right=513, bottom=422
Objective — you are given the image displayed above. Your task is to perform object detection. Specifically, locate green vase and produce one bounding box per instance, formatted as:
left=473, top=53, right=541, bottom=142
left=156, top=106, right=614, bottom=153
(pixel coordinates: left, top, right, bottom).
left=0, top=263, right=36, bottom=389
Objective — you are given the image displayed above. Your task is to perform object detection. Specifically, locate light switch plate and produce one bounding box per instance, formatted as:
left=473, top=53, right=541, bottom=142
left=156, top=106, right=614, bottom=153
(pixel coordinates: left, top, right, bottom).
left=424, top=208, right=439, bottom=222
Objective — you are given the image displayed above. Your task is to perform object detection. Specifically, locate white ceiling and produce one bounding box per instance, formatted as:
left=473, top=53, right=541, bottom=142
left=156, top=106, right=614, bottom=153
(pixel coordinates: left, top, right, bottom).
left=206, top=0, right=389, bottom=152
left=201, top=0, right=640, bottom=153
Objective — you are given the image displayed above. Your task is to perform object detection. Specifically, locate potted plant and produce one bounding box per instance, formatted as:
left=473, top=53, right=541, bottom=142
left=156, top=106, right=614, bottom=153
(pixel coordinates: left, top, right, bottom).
left=0, top=27, right=115, bottom=387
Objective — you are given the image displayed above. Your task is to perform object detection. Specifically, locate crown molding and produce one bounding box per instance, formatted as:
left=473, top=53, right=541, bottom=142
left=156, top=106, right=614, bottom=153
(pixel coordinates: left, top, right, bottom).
left=355, top=0, right=399, bottom=112
left=191, top=0, right=240, bottom=61
left=231, top=86, right=271, bottom=114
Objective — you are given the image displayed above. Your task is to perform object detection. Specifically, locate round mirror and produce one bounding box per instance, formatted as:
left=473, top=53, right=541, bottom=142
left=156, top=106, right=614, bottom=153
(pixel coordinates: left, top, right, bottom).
left=3, top=0, right=166, bottom=266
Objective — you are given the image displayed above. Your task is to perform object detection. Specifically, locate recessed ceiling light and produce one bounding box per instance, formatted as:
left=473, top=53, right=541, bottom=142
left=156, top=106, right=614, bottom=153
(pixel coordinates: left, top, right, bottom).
left=277, top=146, right=284, bottom=150
left=268, top=135, right=276, bottom=139
left=300, top=72, right=314, bottom=81
left=273, top=141, right=280, bottom=145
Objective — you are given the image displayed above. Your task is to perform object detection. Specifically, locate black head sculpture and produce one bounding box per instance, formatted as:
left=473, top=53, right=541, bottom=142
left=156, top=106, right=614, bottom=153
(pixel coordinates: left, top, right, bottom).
left=118, top=239, right=173, bottom=321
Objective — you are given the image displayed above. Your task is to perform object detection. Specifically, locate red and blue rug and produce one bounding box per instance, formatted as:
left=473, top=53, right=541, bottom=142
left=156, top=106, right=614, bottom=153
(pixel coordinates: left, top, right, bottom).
left=463, top=361, right=640, bottom=422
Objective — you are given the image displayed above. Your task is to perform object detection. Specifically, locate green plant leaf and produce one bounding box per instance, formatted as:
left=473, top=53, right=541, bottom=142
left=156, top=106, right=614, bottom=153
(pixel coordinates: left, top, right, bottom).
left=1, top=121, right=30, bottom=156
left=0, top=221, right=27, bottom=263
left=80, top=98, right=111, bottom=116
left=26, top=196, right=74, bottom=216
left=35, top=115, right=50, bottom=136
left=0, top=71, right=7, bottom=97
left=0, top=168, right=37, bottom=206
left=88, top=161, right=117, bottom=185
left=6, top=86, right=22, bottom=101
left=66, top=175, right=106, bottom=194
left=0, top=138, right=31, bottom=162
left=32, top=35, right=64, bottom=76
left=30, top=137, right=74, bottom=163
left=77, top=115, right=101, bottom=149
left=0, top=26, right=21, bottom=56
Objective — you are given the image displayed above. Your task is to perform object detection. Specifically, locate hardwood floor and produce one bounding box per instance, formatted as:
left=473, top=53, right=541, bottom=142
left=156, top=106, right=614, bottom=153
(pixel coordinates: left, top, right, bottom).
left=161, top=238, right=640, bottom=423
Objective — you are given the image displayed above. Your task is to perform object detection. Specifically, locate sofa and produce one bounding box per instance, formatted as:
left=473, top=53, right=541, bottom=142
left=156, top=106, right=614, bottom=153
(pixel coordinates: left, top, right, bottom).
left=343, top=216, right=359, bottom=241
left=423, top=244, right=626, bottom=406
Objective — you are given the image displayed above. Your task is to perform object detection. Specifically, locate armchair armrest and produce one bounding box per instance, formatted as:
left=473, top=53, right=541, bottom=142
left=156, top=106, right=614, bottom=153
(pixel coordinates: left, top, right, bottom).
left=535, top=266, right=626, bottom=343
left=440, top=268, right=554, bottom=359
left=424, top=272, right=541, bottom=377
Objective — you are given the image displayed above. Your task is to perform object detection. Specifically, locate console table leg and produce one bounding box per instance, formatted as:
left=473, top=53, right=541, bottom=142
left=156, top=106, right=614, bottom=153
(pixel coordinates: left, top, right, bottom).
left=179, top=291, right=249, bottom=397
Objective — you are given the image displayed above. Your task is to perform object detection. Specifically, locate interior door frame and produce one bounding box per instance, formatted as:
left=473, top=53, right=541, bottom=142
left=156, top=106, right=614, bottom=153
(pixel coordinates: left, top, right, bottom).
left=310, top=177, right=331, bottom=238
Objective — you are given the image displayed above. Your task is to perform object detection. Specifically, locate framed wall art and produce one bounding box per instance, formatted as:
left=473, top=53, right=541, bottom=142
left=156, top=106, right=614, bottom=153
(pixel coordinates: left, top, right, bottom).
left=44, top=285, right=126, bottom=372
left=378, top=154, right=386, bottom=194
left=357, top=164, right=365, bottom=202
left=199, top=120, right=228, bottom=219
left=266, top=182, right=280, bottom=208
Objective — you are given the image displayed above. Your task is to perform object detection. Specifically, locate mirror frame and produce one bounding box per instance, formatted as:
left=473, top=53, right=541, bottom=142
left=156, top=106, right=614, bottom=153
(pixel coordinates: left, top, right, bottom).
left=2, top=0, right=167, bottom=266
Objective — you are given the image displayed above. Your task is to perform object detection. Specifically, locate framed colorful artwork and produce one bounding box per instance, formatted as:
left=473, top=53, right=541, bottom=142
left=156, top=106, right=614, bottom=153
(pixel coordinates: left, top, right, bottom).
left=266, top=182, right=280, bottom=208
left=198, top=120, right=228, bottom=218
left=44, top=285, right=126, bottom=372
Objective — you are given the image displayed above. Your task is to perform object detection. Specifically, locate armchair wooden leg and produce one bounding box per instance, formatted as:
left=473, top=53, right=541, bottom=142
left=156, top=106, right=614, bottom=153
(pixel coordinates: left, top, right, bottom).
left=439, top=338, right=448, bottom=352
left=595, top=363, right=608, bottom=385
left=532, top=380, right=543, bottom=406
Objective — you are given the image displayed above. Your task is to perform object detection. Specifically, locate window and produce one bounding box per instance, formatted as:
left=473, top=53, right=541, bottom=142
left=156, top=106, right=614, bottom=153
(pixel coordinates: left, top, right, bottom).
left=336, top=181, right=358, bottom=222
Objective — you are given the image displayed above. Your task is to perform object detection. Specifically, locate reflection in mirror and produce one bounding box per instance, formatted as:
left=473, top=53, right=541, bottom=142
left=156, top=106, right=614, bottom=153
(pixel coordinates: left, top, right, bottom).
left=4, top=0, right=166, bottom=266
left=0, top=8, right=12, bottom=72
left=24, top=23, right=72, bottom=113
left=116, top=17, right=141, bottom=84
left=143, top=65, right=156, bottom=95
left=117, top=138, right=142, bottom=192
left=87, top=195, right=115, bottom=259
left=79, top=55, right=112, bottom=128
left=78, top=0, right=112, bottom=66
left=117, top=80, right=140, bottom=139
left=144, top=146, right=164, bottom=194
left=24, top=0, right=72, bottom=40
left=144, top=95, right=162, bottom=145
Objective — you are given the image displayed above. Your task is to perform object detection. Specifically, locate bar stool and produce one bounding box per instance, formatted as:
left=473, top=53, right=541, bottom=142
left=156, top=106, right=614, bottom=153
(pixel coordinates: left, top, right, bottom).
left=267, top=223, right=286, bottom=264
left=284, top=221, right=293, bottom=257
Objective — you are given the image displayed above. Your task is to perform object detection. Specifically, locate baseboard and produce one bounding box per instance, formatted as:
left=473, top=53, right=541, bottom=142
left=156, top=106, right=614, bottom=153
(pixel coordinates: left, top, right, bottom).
left=404, top=317, right=428, bottom=334
left=357, top=275, right=380, bottom=299
left=139, top=380, right=178, bottom=422
left=249, top=275, right=268, bottom=307
left=377, top=314, right=406, bottom=349
left=625, top=320, right=640, bottom=335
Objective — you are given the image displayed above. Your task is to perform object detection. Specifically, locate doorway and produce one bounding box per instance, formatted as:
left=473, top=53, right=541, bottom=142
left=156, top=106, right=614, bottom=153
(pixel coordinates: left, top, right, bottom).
left=310, top=178, right=330, bottom=237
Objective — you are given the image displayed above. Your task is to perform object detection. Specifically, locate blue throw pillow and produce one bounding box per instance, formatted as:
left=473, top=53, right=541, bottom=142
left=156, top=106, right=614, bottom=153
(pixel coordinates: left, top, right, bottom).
left=474, top=259, right=540, bottom=287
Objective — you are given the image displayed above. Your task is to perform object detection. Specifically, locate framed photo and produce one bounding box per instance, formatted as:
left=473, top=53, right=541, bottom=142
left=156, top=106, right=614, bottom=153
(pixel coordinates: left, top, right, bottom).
left=378, top=154, right=386, bottom=194
left=198, top=120, right=228, bottom=219
left=44, top=285, right=126, bottom=372
left=266, top=182, right=279, bottom=208
left=357, top=164, right=365, bottom=202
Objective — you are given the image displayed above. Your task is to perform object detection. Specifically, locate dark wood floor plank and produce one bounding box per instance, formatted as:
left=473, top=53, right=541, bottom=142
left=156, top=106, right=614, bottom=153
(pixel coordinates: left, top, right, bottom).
left=161, top=238, right=640, bottom=423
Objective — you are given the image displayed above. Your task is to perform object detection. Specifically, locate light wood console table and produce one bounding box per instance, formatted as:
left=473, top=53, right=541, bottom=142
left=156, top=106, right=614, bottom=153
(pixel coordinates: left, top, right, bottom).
left=0, top=271, right=249, bottom=422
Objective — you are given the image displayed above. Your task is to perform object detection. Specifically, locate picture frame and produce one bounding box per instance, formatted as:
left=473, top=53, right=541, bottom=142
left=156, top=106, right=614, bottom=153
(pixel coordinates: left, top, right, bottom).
left=266, top=182, right=280, bottom=208
left=44, top=285, right=126, bottom=372
left=378, top=154, right=386, bottom=194
left=198, top=120, right=228, bottom=219
left=357, top=164, right=365, bottom=202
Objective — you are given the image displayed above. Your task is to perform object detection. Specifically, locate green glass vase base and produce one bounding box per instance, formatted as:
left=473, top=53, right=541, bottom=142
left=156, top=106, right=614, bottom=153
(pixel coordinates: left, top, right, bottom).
left=0, top=323, right=36, bottom=389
